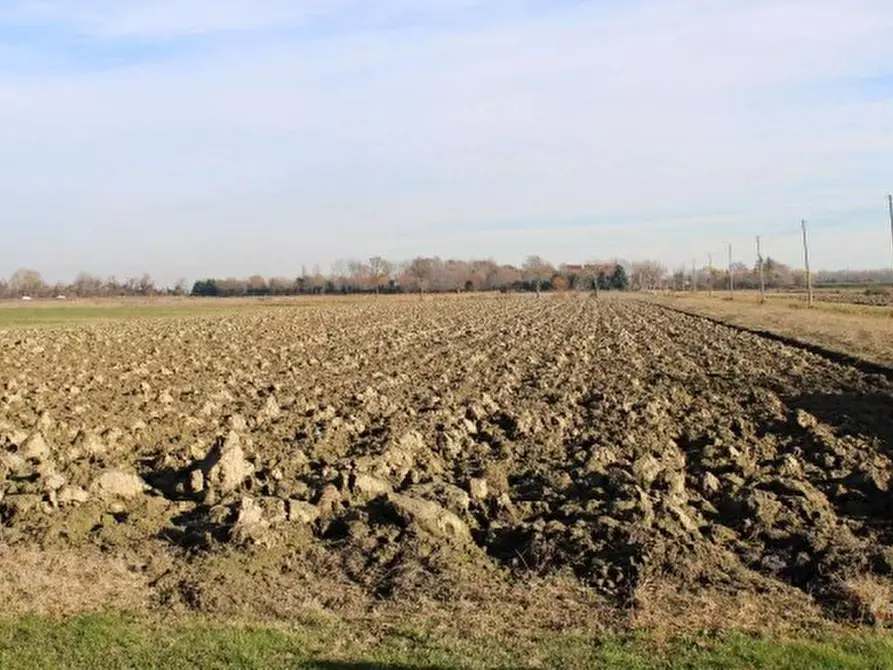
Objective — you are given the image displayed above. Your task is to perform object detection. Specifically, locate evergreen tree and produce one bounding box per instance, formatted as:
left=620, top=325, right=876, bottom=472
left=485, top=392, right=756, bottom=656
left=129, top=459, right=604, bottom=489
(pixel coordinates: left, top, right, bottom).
left=610, top=264, right=630, bottom=291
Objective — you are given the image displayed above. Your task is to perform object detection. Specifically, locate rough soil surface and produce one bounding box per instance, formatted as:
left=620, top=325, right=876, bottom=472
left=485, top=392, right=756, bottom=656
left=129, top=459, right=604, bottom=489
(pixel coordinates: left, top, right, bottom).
left=2, top=297, right=893, bottom=632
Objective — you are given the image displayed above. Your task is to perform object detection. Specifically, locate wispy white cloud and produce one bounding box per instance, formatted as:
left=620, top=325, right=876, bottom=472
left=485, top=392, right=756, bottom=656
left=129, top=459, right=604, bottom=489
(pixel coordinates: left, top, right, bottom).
left=1, top=0, right=893, bottom=282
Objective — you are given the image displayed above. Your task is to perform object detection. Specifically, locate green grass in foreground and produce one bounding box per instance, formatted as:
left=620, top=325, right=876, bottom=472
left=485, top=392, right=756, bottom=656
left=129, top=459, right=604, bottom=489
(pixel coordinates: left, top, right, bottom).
left=0, top=615, right=891, bottom=670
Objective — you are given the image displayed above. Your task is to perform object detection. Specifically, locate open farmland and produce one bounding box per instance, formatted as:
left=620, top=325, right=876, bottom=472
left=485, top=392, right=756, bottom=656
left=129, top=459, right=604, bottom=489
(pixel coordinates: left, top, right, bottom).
left=2, top=296, right=893, bottom=651
left=659, top=292, right=893, bottom=371
left=783, top=287, right=893, bottom=308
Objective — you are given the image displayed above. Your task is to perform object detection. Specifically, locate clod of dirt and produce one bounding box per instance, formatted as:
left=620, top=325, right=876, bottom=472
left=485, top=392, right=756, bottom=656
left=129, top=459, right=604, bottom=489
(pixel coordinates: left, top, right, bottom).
left=702, top=472, right=721, bottom=496
left=189, top=469, right=204, bottom=494
left=1, top=493, right=46, bottom=519
left=90, top=470, right=148, bottom=500
left=287, top=499, right=320, bottom=524
left=200, top=431, right=254, bottom=501
left=224, top=495, right=289, bottom=546
left=0, top=424, right=28, bottom=450
left=57, top=485, right=90, bottom=505
left=376, top=431, right=426, bottom=481
left=315, top=484, right=342, bottom=520
left=795, top=409, right=819, bottom=430
left=779, top=454, right=805, bottom=479
left=35, top=412, right=54, bottom=434
left=42, top=471, right=66, bottom=492
left=350, top=473, right=393, bottom=502
left=69, top=430, right=107, bottom=461
left=632, top=455, right=662, bottom=488
left=1, top=452, right=30, bottom=479
left=225, top=414, right=249, bottom=432
left=377, top=493, right=472, bottom=544
left=258, top=497, right=287, bottom=524
left=256, top=395, right=280, bottom=424
left=230, top=496, right=268, bottom=545
left=20, top=432, right=52, bottom=462
left=468, top=478, right=489, bottom=501
left=406, top=482, right=471, bottom=517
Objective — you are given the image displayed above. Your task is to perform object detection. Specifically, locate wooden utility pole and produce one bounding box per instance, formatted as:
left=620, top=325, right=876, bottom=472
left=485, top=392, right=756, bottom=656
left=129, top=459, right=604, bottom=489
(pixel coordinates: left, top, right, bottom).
left=801, top=220, right=814, bottom=307
left=888, top=194, right=893, bottom=281
left=708, top=253, right=714, bottom=298
left=728, top=244, right=734, bottom=298
left=756, top=236, right=766, bottom=303
left=691, top=259, right=697, bottom=292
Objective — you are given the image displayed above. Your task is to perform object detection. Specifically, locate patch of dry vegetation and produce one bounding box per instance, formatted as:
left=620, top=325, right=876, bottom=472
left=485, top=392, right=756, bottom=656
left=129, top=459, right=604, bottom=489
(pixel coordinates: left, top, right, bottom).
left=656, top=292, right=893, bottom=368
left=0, top=546, right=150, bottom=617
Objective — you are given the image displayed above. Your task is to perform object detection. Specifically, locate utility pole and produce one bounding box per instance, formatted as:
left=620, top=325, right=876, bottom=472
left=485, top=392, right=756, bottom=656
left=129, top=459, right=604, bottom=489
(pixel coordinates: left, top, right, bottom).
left=888, top=194, right=893, bottom=282
left=756, top=236, right=766, bottom=303
left=728, top=244, right=734, bottom=298
left=802, top=220, right=814, bottom=307
left=691, top=259, right=697, bottom=292
left=708, top=253, right=714, bottom=298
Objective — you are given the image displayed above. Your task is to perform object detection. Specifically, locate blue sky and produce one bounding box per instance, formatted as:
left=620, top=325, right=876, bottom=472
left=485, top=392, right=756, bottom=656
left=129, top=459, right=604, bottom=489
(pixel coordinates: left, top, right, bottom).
left=2, top=0, right=893, bottom=283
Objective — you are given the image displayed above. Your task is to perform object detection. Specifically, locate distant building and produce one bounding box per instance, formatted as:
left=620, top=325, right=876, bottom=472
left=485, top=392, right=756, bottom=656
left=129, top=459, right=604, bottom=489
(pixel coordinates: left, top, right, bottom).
left=561, top=264, right=605, bottom=274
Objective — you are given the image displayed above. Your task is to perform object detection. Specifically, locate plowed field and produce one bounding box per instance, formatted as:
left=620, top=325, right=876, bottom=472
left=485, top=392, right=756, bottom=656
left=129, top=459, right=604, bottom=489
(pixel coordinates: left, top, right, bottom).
left=2, top=297, right=892, bottom=632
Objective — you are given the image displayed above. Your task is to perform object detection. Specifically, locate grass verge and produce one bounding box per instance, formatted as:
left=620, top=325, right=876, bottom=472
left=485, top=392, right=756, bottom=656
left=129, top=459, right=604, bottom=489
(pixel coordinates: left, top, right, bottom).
left=653, top=293, right=893, bottom=369
left=0, top=614, right=891, bottom=669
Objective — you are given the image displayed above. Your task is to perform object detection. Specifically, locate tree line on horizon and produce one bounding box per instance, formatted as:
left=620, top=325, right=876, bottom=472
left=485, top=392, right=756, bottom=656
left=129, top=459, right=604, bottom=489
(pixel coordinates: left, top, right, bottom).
left=2, top=256, right=891, bottom=300
left=0, top=269, right=176, bottom=300
left=190, top=257, right=633, bottom=297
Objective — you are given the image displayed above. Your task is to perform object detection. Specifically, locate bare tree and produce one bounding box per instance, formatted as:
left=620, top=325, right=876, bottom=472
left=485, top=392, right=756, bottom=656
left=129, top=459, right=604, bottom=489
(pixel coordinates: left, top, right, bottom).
left=402, top=257, right=436, bottom=295
left=173, top=278, right=190, bottom=296
left=574, top=264, right=596, bottom=292
left=346, top=259, right=370, bottom=292
left=368, top=256, right=393, bottom=294
left=465, top=259, right=495, bottom=291
left=630, top=261, right=667, bottom=291
left=729, top=262, right=750, bottom=291
left=522, top=255, right=554, bottom=296
left=217, top=277, right=247, bottom=296
left=330, top=260, right=348, bottom=292
left=268, top=277, right=294, bottom=295
left=72, top=272, right=103, bottom=297
left=9, top=268, right=46, bottom=297
left=309, top=266, right=327, bottom=294
left=103, top=276, right=120, bottom=296
left=441, top=259, right=470, bottom=292
left=494, top=264, right=522, bottom=291
left=671, top=266, right=687, bottom=291
left=761, top=258, right=795, bottom=289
